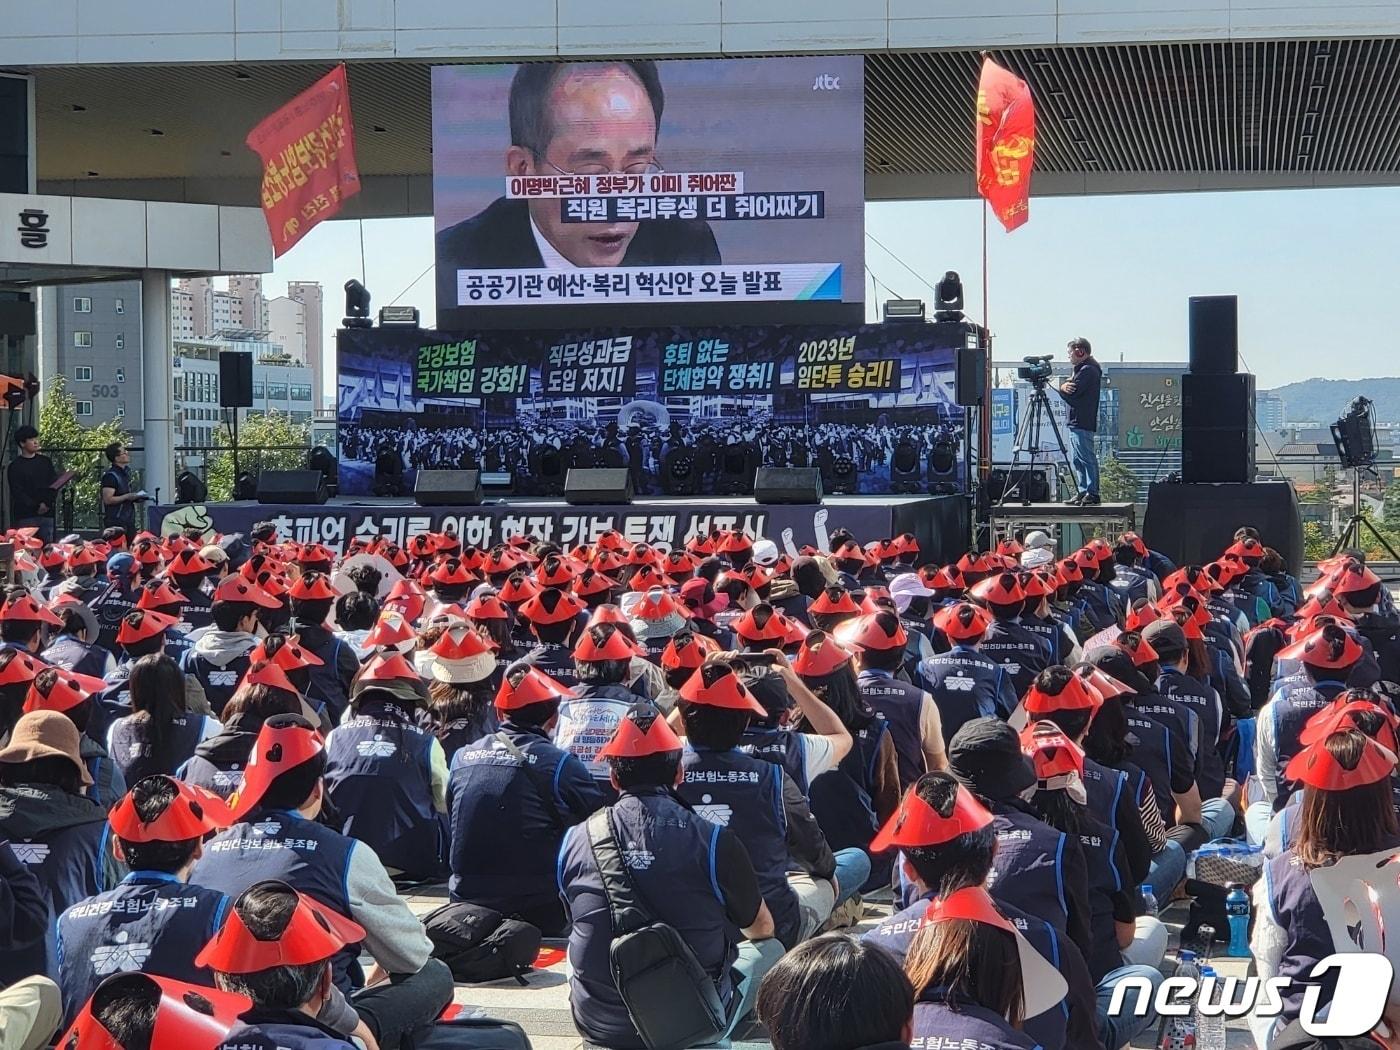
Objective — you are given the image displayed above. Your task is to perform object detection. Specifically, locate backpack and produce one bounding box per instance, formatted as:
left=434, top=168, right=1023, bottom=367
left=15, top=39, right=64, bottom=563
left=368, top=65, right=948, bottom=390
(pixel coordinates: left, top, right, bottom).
left=587, top=809, right=727, bottom=1050
left=422, top=901, right=541, bottom=985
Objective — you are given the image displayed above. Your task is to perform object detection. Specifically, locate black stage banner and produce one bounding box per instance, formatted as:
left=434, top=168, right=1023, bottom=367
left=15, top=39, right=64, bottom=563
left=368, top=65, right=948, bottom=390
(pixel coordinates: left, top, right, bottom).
left=336, top=321, right=969, bottom=499
left=151, top=497, right=967, bottom=562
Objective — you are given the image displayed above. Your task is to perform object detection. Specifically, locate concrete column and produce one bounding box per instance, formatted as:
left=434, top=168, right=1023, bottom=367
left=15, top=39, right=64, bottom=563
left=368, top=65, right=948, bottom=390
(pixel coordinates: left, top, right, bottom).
left=140, top=269, right=173, bottom=501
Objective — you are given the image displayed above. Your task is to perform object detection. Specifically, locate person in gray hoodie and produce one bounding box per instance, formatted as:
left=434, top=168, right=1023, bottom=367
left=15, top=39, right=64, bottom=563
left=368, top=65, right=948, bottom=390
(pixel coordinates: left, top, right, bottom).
left=180, top=577, right=280, bottom=717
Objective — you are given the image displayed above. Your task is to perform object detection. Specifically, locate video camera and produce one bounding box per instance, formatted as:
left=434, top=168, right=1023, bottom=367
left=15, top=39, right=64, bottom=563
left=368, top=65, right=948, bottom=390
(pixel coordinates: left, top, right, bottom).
left=1017, top=355, right=1054, bottom=386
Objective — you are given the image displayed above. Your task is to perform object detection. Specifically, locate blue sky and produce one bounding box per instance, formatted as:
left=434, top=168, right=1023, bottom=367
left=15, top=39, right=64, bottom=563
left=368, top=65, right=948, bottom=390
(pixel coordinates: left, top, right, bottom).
left=272, top=186, right=1400, bottom=400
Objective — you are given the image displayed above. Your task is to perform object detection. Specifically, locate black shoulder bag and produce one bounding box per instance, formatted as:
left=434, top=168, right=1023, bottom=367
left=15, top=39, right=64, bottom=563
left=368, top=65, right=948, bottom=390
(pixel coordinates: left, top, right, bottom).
left=586, top=808, right=727, bottom=1050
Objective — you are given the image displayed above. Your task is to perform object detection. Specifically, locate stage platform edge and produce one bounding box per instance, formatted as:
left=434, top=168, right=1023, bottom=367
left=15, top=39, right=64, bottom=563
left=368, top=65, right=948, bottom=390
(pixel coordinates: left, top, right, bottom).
left=153, top=494, right=973, bottom=566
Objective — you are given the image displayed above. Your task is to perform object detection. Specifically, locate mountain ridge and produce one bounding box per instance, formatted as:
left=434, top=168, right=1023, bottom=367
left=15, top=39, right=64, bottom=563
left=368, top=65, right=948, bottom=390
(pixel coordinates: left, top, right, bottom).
left=1263, top=377, right=1400, bottom=425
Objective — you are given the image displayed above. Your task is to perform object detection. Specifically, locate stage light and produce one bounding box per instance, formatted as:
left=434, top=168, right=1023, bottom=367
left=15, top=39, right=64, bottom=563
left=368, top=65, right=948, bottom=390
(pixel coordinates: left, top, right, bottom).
left=882, top=299, right=925, bottom=324
left=719, top=443, right=755, bottom=495
left=827, top=456, right=857, bottom=495
left=663, top=448, right=699, bottom=496
left=308, top=445, right=339, bottom=498
left=928, top=435, right=959, bottom=495
left=233, top=471, right=258, bottom=501
left=343, top=280, right=373, bottom=329
left=530, top=445, right=566, bottom=496
left=934, top=271, right=964, bottom=322
left=890, top=440, right=922, bottom=494
left=1332, top=397, right=1377, bottom=469
left=372, top=449, right=406, bottom=497
left=175, top=470, right=207, bottom=504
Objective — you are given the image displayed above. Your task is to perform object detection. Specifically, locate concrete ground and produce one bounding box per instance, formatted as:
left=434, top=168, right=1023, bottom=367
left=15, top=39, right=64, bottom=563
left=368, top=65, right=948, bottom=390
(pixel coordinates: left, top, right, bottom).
left=399, top=886, right=1256, bottom=1050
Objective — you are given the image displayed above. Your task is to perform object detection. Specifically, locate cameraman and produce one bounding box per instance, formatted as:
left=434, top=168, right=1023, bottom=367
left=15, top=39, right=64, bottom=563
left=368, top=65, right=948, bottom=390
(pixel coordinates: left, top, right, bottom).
left=1058, top=337, right=1102, bottom=506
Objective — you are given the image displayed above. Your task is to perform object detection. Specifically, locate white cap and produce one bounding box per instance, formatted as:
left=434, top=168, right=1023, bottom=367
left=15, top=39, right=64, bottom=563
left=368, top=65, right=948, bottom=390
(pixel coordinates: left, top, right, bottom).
left=1020, top=547, right=1056, bottom=570
left=1023, top=530, right=1055, bottom=550
left=888, top=572, right=935, bottom=613
left=752, top=539, right=780, bottom=566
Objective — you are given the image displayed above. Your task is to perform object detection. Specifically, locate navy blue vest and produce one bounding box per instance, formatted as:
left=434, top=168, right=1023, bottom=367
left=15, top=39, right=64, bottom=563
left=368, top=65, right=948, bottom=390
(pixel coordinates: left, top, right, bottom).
left=738, top=726, right=810, bottom=794
left=808, top=717, right=887, bottom=860
left=678, top=746, right=800, bottom=947
left=554, top=684, right=651, bottom=782
left=519, top=643, right=581, bottom=689
left=864, top=896, right=1066, bottom=1050
left=1123, top=709, right=1180, bottom=827
left=979, top=620, right=1053, bottom=700
left=447, top=725, right=589, bottom=907
left=1077, top=580, right=1123, bottom=632
left=558, top=790, right=736, bottom=1050
left=1269, top=676, right=1348, bottom=808
left=176, top=591, right=214, bottom=632
left=217, top=1018, right=358, bottom=1049
left=90, top=584, right=139, bottom=657
left=56, top=872, right=227, bottom=1020
left=857, top=669, right=928, bottom=788
left=190, top=811, right=359, bottom=992
left=912, top=999, right=1042, bottom=1050
left=918, top=647, right=1014, bottom=745
left=297, top=628, right=353, bottom=724
left=41, top=635, right=111, bottom=679
left=1109, top=565, right=1156, bottom=606
left=986, top=805, right=1070, bottom=935
left=324, top=700, right=443, bottom=877
left=177, top=751, right=246, bottom=799
left=1022, top=613, right=1072, bottom=666
left=1157, top=667, right=1226, bottom=799
left=181, top=647, right=253, bottom=717
left=1081, top=755, right=1128, bottom=836
left=108, top=712, right=209, bottom=783
left=1074, top=813, right=1126, bottom=981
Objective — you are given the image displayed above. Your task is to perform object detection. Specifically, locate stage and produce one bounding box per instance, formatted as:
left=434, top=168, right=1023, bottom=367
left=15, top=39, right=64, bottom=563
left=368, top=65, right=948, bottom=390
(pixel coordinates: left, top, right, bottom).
left=152, top=494, right=972, bottom=564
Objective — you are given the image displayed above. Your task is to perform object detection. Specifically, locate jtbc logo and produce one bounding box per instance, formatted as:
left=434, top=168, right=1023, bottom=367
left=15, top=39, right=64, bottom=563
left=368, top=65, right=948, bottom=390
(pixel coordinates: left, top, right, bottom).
left=17, top=208, right=49, bottom=250
left=811, top=73, right=842, bottom=91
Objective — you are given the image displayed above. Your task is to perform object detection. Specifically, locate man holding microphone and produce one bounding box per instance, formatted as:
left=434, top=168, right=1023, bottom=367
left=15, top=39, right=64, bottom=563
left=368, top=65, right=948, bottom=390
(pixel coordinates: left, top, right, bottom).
left=1058, top=337, right=1103, bottom=506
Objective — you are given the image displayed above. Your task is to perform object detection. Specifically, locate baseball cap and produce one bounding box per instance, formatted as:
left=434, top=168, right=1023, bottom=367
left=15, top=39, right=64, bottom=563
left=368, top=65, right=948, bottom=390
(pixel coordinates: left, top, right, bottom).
left=947, top=717, right=1035, bottom=800
left=887, top=572, right=934, bottom=613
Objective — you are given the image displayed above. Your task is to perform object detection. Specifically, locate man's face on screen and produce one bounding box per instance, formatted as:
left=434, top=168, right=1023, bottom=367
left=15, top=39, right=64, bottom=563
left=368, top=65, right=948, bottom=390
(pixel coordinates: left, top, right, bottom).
left=512, top=65, right=656, bottom=267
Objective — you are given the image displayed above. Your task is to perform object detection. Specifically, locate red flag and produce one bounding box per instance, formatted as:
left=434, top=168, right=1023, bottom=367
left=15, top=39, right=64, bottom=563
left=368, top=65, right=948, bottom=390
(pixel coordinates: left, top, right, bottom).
left=245, top=64, right=362, bottom=257
left=976, top=57, right=1036, bottom=232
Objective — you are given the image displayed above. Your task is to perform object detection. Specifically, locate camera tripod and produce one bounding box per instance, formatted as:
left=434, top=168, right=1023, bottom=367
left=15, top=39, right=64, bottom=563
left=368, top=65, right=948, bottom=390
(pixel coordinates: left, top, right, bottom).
left=1332, top=466, right=1400, bottom=561
left=998, top=381, right=1078, bottom=506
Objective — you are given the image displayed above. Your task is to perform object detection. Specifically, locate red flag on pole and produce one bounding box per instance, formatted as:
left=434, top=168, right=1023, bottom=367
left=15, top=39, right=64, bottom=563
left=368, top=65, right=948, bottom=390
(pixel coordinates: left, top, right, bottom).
left=976, top=57, right=1036, bottom=232
left=246, top=64, right=362, bottom=257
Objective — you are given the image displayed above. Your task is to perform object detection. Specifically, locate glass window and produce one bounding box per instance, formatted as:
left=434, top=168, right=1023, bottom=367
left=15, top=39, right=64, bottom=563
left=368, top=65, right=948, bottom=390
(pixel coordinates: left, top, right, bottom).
left=115, top=403, right=125, bottom=417
left=252, top=381, right=265, bottom=399
left=76, top=401, right=93, bottom=416
left=73, top=332, right=92, bottom=348
left=74, top=366, right=92, bottom=381
left=174, top=376, right=184, bottom=400
left=290, top=384, right=312, bottom=401
left=114, top=298, right=125, bottom=314
left=267, top=382, right=288, bottom=400
left=115, top=368, right=125, bottom=383
left=72, top=297, right=91, bottom=313
left=115, top=334, right=124, bottom=350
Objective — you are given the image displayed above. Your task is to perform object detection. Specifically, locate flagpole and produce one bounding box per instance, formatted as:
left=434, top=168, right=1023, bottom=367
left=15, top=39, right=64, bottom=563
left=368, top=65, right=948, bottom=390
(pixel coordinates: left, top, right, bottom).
left=980, top=200, right=991, bottom=484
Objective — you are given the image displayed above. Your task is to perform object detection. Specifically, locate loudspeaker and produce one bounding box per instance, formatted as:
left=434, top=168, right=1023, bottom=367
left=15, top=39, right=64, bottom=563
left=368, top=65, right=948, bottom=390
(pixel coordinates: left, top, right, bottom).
left=1188, top=295, right=1238, bottom=374
left=1181, top=373, right=1256, bottom=483
left=955, top=346, right=986, bottom=406
left=1182, top=372, right=1255, bottom=423
left=256, top=469, right=328, bottom=505
left=754, top=467, right=823, bottom=504
left=414, top=469, right=483, bottom=506
left=564, top=468, right=633, bottom=505
left=1144, top=480, right=1303, bottom=577
left=219, top=352, right=254, bottom=408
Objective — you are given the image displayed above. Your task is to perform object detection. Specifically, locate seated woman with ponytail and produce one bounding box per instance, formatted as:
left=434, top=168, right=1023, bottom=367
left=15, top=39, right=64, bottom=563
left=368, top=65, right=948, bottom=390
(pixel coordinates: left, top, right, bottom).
left=106, top=654, right=220, bottom=785
left=903, top=884, right=1068, bottom=1050
left=1251, top=723, right=1400, bottom=1049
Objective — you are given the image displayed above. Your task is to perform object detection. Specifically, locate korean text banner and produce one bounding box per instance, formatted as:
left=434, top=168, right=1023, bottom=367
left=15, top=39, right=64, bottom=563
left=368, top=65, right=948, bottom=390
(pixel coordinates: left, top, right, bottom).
left=336, top=321, right=967, bottom=498
left=431, top=57, right=865, bottom=330
left=245, top=64, right=361, bottom=257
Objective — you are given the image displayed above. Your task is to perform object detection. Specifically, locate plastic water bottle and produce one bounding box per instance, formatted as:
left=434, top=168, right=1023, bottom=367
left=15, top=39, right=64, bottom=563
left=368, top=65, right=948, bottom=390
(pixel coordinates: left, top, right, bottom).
left=1157, top=951, right=1198, bottom=1050
left=1226, top=883, right=1251, bottom=957
left=1196, top=966, right=1227, bottom=1050
left=1142, top=887, right=1159, bottom=917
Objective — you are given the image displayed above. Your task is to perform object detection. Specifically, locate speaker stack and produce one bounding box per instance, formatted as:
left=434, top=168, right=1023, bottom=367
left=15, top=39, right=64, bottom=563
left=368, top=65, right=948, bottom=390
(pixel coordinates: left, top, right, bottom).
left=1180, top=296, right=1254, bottom=483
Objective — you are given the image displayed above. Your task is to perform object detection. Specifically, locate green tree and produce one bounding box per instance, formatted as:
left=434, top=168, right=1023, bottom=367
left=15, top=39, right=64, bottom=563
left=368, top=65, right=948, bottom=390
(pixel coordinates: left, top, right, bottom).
left=1301, top=466, right=1338, bottom=508
left=1302, top=520, right=1333, bottom=562
left=38, top=375, right=132, bottom=530
left=1383, top=479, right=1400, bottom=531
left=1097, top=455, right=1140, bottom=504
left=205, top=410, right=310, bottom=502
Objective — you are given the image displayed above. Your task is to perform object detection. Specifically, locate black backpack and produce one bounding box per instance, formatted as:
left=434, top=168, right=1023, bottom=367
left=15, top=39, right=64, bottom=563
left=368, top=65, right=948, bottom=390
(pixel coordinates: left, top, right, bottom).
left=587, top=809, right=727, bottom=1050
left=404, top=1016, right=533, bottom=1050
left=422, top=901, right=541, bottom=985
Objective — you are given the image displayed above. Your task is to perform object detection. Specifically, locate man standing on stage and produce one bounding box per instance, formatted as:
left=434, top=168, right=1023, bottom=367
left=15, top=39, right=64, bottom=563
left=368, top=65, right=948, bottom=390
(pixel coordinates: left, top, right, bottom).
left=8, top=425, right=57, bottom=542
left=1058, top=337, right=1103, bottom=506
left=100, top=442, right=146, bottom=541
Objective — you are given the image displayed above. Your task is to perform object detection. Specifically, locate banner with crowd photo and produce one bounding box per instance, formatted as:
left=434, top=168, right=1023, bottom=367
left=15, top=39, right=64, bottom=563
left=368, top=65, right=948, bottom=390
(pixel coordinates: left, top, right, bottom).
left=335, top=321, right=969, bottom=498
left=431, top=56, right=865, bottom=330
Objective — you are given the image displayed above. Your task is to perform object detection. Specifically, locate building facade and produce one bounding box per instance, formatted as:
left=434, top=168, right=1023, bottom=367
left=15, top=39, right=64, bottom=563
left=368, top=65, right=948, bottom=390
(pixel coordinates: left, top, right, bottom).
left=288, top=282, right=325, bottom=409
left=43, top=279, right=144, bottom=440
